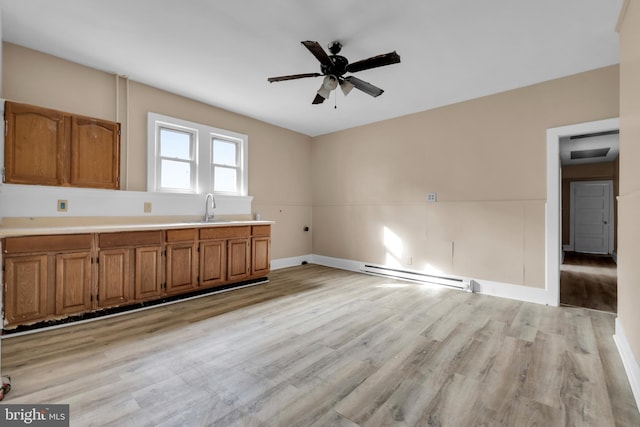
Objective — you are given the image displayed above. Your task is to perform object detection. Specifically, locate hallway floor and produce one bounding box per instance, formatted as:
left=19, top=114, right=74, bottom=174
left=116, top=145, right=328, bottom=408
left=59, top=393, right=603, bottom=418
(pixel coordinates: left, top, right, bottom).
left=560, top=252, right=617, bottom=312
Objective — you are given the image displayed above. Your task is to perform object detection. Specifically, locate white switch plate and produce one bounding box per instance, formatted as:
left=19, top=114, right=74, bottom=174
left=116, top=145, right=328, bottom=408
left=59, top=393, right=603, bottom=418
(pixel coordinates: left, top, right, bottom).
left=426, top=192, right=437, bottom=202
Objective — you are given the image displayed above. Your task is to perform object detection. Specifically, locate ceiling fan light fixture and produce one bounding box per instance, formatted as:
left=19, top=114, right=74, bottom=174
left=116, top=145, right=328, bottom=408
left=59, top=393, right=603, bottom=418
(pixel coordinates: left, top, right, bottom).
left=340, top=79, right=354, bottom=96
left=323, top=75, right=338, bottom=91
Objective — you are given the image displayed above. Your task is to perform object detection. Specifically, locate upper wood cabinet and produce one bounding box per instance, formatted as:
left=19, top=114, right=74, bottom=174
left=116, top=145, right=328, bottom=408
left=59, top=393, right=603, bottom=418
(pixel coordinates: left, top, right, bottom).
left=4, top=102, right=65, bottom=186
left=70, top=116, right=120, bottom=189
left=4, top=101, right=120, bottom=189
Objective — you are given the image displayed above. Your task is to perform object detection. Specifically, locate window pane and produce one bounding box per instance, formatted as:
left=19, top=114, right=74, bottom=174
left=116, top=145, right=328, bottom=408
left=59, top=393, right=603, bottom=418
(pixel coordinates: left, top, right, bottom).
left=161, top=159, right=191, bottom=189
left=213, top=139, right=237, bottom=166
left=214, top=167, right=237, bottom=192
left=160, top=128, right=192, bottom=159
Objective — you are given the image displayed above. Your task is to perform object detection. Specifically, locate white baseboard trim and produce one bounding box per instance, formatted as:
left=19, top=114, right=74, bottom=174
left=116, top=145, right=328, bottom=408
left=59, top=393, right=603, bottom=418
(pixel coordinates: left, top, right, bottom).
left=271, top=255, right=312, bottom=270
left=310, top=255, right=364, bottom=272
left=308, top=255, right=548, bottom=305
left=614, top=317, right=640, bottom=411
left=472, top=279, right=548, bottom=305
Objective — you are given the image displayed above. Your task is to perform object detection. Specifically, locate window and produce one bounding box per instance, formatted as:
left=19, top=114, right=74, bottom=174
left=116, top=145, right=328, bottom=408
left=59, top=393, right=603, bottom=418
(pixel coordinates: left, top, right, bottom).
left=147, top=113, right=248, bottom=195
left=212, top=137, right=240, bottom=193
left=158, top=127, right=195, bottom=191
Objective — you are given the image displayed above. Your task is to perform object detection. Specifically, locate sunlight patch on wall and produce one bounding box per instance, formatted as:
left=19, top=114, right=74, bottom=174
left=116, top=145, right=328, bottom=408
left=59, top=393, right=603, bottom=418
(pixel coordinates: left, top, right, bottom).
left=383, top=226, right=403, bottom=267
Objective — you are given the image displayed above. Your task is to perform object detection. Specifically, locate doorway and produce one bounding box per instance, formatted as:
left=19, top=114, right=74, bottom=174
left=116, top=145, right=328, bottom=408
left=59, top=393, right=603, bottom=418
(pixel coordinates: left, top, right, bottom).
left=559, top=131, right=619, bottom=312
left=545, top=117, right=619, bottom=308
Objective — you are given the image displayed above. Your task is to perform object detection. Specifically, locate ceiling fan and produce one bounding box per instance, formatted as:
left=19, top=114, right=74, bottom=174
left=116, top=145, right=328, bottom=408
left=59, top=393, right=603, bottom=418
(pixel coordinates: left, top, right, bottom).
left=267, top=40, right=401, bottom=104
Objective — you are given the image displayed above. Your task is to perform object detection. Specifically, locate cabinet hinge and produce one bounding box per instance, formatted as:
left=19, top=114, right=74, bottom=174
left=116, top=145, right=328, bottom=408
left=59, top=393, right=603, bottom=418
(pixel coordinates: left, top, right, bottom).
left=4, top=120, right=7, bottom=136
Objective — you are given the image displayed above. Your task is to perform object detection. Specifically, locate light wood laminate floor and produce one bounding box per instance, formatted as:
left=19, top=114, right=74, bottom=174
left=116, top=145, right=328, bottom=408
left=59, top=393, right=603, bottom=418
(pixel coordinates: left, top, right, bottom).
left=2, top=265, right=639, bottom=426
left=561, top=252, right=617, bottom=313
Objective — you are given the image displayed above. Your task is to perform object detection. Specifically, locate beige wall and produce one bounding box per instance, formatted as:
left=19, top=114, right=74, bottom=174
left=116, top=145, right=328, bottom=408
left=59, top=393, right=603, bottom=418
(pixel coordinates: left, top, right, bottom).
left=618, top=0, right=640, bottom=363
left=312, top=66, right=619, bottom=287
left=561, top=161, right=618, bottom=247
left=0, top=43, right=623, bottom=290
left=1, top=43, right=313, bottom=260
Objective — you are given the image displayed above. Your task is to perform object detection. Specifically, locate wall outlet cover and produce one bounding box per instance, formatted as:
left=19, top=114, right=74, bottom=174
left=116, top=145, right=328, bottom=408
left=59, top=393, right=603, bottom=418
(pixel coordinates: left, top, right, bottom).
left=144, top=202, right=152, bottom=213
left=427, top=193, right=437, bottom=202
left=57, top=199, right=68, bottom=212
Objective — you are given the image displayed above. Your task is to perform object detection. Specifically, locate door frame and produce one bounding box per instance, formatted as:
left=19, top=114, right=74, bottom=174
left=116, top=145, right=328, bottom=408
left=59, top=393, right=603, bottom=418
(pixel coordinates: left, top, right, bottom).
left=546, top=117, right=619, bottom=306
left=569, top=180, right=614, bottom=254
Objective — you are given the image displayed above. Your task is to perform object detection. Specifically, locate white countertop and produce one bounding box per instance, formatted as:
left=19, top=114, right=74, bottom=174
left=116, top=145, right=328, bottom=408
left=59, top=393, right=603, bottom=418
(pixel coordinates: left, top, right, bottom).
left=0, top=220, right=275, bottom=238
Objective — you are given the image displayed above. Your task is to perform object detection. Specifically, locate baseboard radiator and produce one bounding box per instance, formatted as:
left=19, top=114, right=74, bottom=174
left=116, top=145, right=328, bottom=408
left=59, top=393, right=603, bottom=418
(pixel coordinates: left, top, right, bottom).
left=362, top=264, right=474, bottom=292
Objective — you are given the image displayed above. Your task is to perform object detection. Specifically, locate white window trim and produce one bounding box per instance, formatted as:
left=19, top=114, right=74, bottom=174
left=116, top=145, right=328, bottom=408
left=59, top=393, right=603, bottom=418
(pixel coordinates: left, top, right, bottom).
left=147, top=112, right=248, bottom=196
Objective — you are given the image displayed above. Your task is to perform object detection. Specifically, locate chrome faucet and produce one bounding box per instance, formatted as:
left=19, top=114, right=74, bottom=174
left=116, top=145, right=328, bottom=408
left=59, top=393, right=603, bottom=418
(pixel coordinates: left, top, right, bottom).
left=204, top=193, right=216, bottom=222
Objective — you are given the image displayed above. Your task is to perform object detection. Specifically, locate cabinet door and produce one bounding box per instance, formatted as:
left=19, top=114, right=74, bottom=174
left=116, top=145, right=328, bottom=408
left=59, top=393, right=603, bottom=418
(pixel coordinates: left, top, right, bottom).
left=135, top=246, right=163, bottom=300
left=98, top=248, right=131, bottom=308
left=4, top=101, right=65, bottom=186
left=200, top=240, right=227, bottom=288
left=55, top=251, right=92, bottom=315
left=227, top=238, right=250, bottom=281
left=251, top=237, right=271, bottom=276
left=69, top=116, right=120, bottom=189
left=3, top=255, right=49, bottom=326
left=166, top=242, right=198, bottom=294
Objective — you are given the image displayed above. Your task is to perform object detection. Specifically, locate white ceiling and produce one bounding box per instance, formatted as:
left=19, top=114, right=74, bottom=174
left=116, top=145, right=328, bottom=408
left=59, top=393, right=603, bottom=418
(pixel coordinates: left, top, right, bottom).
left=0, top=0, right=623, bottom=137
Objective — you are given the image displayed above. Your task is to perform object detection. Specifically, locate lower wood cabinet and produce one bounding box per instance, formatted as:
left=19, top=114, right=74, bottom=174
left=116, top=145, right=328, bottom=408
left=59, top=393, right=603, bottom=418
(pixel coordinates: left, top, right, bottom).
left=165, top=242, right=198, bottom=295
left=165, top=228, right=198, bottom=295
left=98, top=248, right=131, bottom=309
left=97, top=230, right=164, bottom=307
left=2, top=224, right=271, bottom=329
left=199, top=240, right=226, bottom=288
left=134, top=246, right=163, bottom=300
left=55, top=251, right=93, bottom=315
left=227, top=238, right=251, bottom=281
left=3, top=255, right=48, bottom=325
left=252, top=236, right=271, bottom=276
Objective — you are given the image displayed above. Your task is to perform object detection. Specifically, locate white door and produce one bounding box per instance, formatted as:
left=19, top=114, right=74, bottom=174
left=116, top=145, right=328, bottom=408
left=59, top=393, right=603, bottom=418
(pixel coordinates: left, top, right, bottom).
left=571, top=181, right=612, bottom=254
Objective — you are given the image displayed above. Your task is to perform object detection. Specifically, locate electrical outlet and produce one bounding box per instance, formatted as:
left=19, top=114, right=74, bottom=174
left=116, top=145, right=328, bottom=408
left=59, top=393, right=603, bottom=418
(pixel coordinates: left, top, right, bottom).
left=426, top=192, right=437, bottom=203
left=405, top=256, right=413, bottom=265
left=57, top=199, right=68, bottom=212
left=144, top=202, right=152, bottom=213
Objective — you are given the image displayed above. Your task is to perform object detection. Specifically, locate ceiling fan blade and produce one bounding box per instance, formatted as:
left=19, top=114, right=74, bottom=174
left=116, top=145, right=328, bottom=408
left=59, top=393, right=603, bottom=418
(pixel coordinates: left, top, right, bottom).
left=301, top=41, right=333, bottom=68
left=268, top=73, right=322, bottom=83
left=312, top=93, right=326, bottom=104
left=344, top=76, right=384, bottom=97
left=346, top=51, right=401, bottom=73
